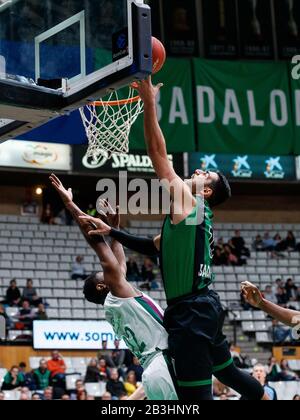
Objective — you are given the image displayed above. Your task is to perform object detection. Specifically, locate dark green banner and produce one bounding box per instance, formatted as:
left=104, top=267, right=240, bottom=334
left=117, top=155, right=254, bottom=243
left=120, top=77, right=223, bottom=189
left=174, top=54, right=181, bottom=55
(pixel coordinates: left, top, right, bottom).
left=129, top=58, right=196, bottom=152
left=189, top=153, right=296, bottom=181
left=291, top=59, right=300, bottom=155
left=194, top=59, right=295, bottom=155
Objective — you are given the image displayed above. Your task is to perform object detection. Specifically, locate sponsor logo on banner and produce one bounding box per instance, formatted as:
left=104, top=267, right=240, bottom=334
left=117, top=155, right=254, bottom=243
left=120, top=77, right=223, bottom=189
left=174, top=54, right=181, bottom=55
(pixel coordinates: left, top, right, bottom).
left=232, top=156, right=253, bottom=178
left=33, top=320, right=127, bottom=350
left=73, top=146, right=184, bottom=177
left=83, top=152, right=173, bottom=173
left=0, top=140, right=71, bottom=171
left=264, top=157, right=285, bottom=179
left=199, top=154, right=218, bottom=171
left=188, top=153, right=296, bottom=181
left=23, top=144, right=58, bottom=166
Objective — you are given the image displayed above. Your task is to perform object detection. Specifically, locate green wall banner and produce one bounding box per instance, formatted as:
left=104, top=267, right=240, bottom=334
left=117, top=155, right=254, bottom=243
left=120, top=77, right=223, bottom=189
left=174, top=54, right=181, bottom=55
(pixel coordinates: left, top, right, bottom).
left=194, top=59, right=295, bottom=155
left=189, top=153, right=296, bottom=181
left=290, top=59, right=300, bottom=155
left=129, top=58, right=196, bottom=152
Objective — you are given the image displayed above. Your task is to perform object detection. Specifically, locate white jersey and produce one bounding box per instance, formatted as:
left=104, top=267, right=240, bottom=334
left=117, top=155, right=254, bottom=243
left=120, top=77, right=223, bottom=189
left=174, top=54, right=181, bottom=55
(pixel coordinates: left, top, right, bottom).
left=104, top=291, right=168, bottom=367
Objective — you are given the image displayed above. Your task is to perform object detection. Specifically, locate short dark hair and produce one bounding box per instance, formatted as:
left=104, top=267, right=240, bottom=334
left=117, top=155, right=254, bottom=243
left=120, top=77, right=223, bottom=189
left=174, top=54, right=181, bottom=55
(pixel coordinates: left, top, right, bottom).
left=83, top=273, right=108, bottom=305
left=208, top=172, right=231, bottom=208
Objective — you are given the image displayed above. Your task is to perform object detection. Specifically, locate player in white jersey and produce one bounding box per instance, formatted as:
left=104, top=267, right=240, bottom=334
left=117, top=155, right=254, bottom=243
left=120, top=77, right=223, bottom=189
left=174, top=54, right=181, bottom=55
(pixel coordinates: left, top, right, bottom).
left=50, top=174, right=178, bottom=401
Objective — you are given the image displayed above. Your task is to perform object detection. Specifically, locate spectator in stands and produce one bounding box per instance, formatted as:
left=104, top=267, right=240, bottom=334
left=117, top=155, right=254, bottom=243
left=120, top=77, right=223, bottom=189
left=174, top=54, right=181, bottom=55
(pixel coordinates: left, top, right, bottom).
left=262, top=233, right=277, bottom=252
left=214, top=237, right=224, bottom=252
left=279, top=359, right=299, bottom=381
left=253, top=234, right=264, bottom=252
left=219, top=393, right=229, bottom=400
left=267, top=356, right=282, bottom=382
left=77, top=387, right=88, bottom=400
left=1, top=366, right=25, bottom=390
left=20, top=391, right=30, bottom=400
left=293, top=395, right=300, bottom=400
left=271, top=319, right=292, bottom=344
left=18, top=362, right=35, bottom=390
left=4, top=279, right=21, bottom=306
left=112, top=339, right=126, bottom=374
left=126, top=256, right=141, bottom=282
left=70, top=379, right=84, bottom=400
left=18, top=299, right=35, bottom=329
left=61, top=394, right=70, bottom=400
left=0, top=391, right=4, bottom=400
left=43, top=387, right=53, bottom=400
left=102, top=391, right=112, bottom=400
left=273, top=278, right=285, bottom=294
left=263, top=285, right=277, bottom=304
left=284, top=231, right=296, bottom=251
left=41, top=203, right=55, bottom=225
left=22, top=279, right=42, bottom=306
left=87, top=203, right=97, bottom=217
left=127, top=357, right=143, bottom=382
left=274, top=234, right=284, bottom=252
left=71, top=255, right=86, bottom=280
left=98, top=340, right=114, bottom=367
left=47, top=351, right=66, bottom=390
left=285, top=278, right=298, bottom=301
left=124, top=371, right=138, bottom=397
left=32, top=393, right=41, bottom=400
left=0, top=303, right=11, bottom=329
left=106, top=368, right=126, bottom=399
left=231, top=230, right=250, bottom=260
left=229, top=344, right=249, bottom=369
left=33, top=359, right=51, bottom=390
left=213, top=248, right=227, bottom=266
left=98, top=358, right=110, bottom=380
left=276, top=287, right=289, bottom=307
left=84, top=358, right=102, bottom=383
left=36, top=303, right=48, bottom=320
left=224, top=244, right=239, bottom=266
left=87, top=395, right=95, bottom=400
left=252, top=364, right=277, bottom=400
left=141, top=258, right=156, bottom=290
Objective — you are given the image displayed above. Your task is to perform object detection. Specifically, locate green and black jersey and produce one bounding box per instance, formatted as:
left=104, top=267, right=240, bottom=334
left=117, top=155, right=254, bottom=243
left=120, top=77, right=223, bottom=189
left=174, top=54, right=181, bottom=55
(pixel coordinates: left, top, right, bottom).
left=160, top=197, right=214, bottom=303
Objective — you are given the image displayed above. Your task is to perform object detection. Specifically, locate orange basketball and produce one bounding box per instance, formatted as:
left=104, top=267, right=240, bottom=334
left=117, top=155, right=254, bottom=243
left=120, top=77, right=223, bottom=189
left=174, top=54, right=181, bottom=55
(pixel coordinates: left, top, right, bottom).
left=152, top=37, right=166, bottom=74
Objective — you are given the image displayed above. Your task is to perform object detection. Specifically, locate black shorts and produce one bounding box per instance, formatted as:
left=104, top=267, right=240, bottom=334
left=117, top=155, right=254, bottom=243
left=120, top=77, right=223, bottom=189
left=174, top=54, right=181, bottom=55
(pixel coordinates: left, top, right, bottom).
left=164, top=289, right=233, bottom=387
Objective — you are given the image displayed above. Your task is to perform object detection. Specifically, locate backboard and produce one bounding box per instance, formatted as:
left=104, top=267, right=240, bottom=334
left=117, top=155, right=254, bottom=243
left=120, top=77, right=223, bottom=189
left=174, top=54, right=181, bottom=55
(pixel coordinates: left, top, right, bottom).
left=0, top=0, right=152, bottom=142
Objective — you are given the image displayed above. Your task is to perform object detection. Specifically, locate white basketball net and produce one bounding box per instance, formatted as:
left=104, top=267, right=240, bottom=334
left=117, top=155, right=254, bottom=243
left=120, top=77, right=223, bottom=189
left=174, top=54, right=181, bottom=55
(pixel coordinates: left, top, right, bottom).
left=79, top=87, right=143, bottom=159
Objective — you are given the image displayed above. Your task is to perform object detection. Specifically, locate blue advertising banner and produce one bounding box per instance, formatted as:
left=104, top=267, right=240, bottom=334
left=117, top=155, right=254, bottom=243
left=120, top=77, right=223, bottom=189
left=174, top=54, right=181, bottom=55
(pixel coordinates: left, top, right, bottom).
left=189, top=153, right=296, bottom=181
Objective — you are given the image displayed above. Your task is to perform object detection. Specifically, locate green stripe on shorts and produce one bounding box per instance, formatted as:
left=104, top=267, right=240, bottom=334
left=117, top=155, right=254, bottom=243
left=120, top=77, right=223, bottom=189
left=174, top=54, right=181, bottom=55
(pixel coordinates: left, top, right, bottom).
left=212, top=358, right=234, bottom=373
left=177, top=379, right=212, bottom=387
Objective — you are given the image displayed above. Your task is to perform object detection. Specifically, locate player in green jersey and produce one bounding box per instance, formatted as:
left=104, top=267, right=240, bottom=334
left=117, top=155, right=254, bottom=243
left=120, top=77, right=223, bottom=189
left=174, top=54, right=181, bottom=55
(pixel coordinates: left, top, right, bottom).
left=84, top=78, right=268, bottom=401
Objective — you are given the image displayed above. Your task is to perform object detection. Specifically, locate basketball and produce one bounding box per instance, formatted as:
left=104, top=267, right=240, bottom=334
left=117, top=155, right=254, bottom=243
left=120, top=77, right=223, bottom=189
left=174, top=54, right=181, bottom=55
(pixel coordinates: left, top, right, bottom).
left=152, top=37, right=166, bottom=74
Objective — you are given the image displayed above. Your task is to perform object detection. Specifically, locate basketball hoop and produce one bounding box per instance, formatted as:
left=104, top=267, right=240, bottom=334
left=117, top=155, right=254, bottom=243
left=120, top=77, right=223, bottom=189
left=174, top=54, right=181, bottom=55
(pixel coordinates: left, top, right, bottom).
left=79, top=87, right=143, bottom=160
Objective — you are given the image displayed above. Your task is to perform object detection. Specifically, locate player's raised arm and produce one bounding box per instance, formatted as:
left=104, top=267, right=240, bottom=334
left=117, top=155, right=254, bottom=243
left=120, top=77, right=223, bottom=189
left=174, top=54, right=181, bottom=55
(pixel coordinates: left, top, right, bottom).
left=133, top=78, right=196, bottom=223
left=241, top=281, right=300, bottom=327
left=98, top=200, right=127, bottom=277
left=49, top=174, right=134, bottom=297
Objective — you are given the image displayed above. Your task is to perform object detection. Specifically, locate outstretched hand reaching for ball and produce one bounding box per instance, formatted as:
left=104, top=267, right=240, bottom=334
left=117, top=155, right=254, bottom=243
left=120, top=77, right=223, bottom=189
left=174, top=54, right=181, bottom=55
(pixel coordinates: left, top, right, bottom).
left=131, top=77, right=163, bottom=106
left=50, top=174, right=73, bottom=205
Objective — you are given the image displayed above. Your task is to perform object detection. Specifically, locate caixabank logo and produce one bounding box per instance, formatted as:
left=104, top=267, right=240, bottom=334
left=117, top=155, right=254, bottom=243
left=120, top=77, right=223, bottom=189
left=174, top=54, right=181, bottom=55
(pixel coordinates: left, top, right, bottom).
left=264, top=157, right=285, bottom=179
left=231, top=156, right=253, bottom=178
left=199, top=154, right=218, bottom=171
